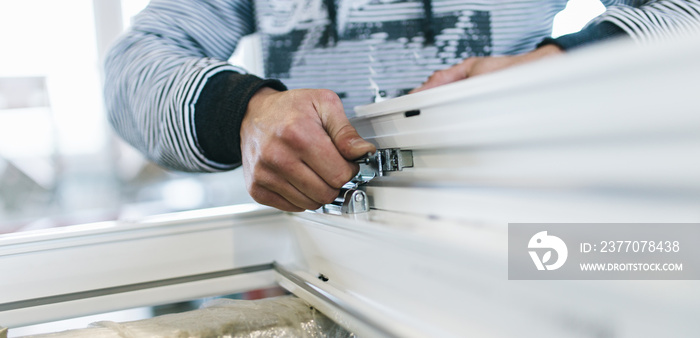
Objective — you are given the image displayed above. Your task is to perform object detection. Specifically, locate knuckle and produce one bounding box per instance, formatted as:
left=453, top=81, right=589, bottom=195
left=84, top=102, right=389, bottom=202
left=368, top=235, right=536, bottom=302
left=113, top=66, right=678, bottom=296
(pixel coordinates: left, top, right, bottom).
left=250, top=164, right=269, bottom=184
left=335, top=124, right=357, bottom=148
left=317, top=89, right=340, bottom=103
left=304, top=201, right=324, bottom=210
left=268, top=154, right=292, bottom=171
left=248, top=183, right=270, bottom=204
left=321, top=188, right=339, bottom=204
left=277, top=122, right=307, bottom=146
left=329, top=167, right=352, bottom=188
left=248, top=178, right=265, bottom=191
left=288, top=205, right=306, bottom=212
left=259, top=142, right=280, bottom=159
left=259, top=146, right=290, bottom=170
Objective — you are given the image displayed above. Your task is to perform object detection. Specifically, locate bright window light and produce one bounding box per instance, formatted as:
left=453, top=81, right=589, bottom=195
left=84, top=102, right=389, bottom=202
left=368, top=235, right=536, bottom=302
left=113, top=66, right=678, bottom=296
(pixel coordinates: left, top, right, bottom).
left=552, top=0, right=606, bottom=38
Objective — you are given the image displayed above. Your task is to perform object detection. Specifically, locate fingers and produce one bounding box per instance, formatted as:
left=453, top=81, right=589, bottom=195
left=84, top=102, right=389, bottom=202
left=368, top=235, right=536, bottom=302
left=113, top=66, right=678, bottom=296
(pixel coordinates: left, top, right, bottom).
left=246, top=162, right=333, bottom=212
left=261, top=149, right=339, bottom=205
left=244, top=145, right=335, bottom=211
left=410, top=64, right=465, bottom=93
left=410, top=69, right=457, bottom=93
left=251, top=164, right=325, bottom=210
left=248, top=187, right=305, bottom=212
left=269, top=93, right=359, bottom=190
left=241, top=88, right=374, bottom=212
left=410, top=58, right=478, bottom=93
left=301, top=134, right=359, bottom=189
left=314, top=89, right=376, bottom=161
left=286, top=162, right=339, bottom=204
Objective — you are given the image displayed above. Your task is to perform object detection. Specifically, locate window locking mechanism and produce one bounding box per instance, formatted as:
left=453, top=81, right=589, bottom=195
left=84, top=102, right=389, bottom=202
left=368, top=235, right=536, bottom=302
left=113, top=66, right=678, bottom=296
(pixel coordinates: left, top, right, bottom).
left=322, top=148, right=413, bottom=214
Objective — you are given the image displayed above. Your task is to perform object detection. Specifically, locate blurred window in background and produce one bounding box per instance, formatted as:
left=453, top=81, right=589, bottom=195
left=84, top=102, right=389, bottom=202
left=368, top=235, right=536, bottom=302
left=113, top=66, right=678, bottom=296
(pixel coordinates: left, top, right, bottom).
left=553, top=0, right=606, bottom=38
left=0, top=0, right=604, bottom=233
left=0, top=0, right=111, bottom=233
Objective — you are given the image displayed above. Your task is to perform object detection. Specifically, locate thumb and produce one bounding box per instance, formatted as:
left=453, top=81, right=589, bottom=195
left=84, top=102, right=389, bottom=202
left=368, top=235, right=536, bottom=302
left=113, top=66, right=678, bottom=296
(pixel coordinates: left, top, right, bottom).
left=316, top=91, right=376, bottom=160
left=331, top=121, right=377, bottom=161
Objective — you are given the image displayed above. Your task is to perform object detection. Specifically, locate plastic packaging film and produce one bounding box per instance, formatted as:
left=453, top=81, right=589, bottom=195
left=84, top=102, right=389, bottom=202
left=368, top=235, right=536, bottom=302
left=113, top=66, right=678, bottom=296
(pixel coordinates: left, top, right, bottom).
left=21, top=296, right=354, bottom=337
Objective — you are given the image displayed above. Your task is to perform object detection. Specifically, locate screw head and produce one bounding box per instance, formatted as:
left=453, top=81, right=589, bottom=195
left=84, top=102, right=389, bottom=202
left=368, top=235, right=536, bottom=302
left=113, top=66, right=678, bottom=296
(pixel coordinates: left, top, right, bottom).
left=354, top=193, right=364, bottom=202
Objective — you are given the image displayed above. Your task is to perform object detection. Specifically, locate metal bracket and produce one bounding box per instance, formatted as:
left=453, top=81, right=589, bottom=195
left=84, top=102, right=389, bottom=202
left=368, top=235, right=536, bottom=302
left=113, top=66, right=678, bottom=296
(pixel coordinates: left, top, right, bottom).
left=355, top=148, right=414, bottom=181
left=322, top=184, right=369, bottom=214
left=322, top=148, right=413, bottom=214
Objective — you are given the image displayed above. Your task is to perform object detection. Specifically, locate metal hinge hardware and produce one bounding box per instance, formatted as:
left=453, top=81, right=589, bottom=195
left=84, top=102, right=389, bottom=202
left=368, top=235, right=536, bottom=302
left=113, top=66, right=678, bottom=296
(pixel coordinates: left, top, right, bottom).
left=322, top=148, right=413, bottom=214
left=354, top=148, right=414, bottom=181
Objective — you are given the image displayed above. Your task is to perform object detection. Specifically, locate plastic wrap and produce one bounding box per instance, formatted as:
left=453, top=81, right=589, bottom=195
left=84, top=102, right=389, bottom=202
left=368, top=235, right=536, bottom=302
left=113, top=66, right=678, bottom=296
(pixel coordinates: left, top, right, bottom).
left=25, top=296, right=353, bottom=337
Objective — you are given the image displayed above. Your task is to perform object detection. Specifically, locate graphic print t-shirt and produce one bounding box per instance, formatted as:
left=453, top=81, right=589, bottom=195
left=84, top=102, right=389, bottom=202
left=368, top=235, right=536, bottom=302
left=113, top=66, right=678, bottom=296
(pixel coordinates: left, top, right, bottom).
left=255, top=0, right=567, bottom=113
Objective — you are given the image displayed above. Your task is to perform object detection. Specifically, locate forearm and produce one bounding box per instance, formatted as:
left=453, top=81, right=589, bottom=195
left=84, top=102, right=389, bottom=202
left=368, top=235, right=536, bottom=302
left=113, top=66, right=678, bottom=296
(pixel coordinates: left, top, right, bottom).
left=105, top=34, right=235, bottom=172
left=193, top=72, right=286, bottom=166
left=539, top=21, right=625, bottom=51
left=543, top=0, right=700, bottom=51
left=597, top=0, right=700, bottom=43
left=103, top=0, right=264, bottom=172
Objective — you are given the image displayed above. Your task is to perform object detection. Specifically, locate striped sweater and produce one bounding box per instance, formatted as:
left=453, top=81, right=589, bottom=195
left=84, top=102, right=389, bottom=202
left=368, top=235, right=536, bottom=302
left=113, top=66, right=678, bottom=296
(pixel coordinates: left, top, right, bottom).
left=104, top=0, right=700, bottom=172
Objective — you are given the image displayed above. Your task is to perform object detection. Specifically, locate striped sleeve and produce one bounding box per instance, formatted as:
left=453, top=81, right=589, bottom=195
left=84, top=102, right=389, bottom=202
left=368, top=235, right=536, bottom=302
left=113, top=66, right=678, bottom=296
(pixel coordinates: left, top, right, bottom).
left=542, top=0, right=700, bottom=51
left=104, top=0, right=270, bottom=172
left=594, top=0, right=700, bottom=43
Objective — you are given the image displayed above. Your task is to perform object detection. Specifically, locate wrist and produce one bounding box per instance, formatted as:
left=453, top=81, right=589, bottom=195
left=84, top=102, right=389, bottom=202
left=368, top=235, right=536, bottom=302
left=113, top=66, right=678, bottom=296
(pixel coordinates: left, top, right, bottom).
left=516, top=44, right=563, bottom=64
left=246, top=86, right=279, bottom=119
left=535, top=44, right=564, bottom=55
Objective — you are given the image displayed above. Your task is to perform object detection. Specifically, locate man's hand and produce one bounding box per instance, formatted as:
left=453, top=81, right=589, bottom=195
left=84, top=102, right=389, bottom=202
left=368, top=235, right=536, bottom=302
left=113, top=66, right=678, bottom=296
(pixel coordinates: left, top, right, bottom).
left=241, top=88, right=376, bottom=212
left=410, top=44, right=563, bottom=93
